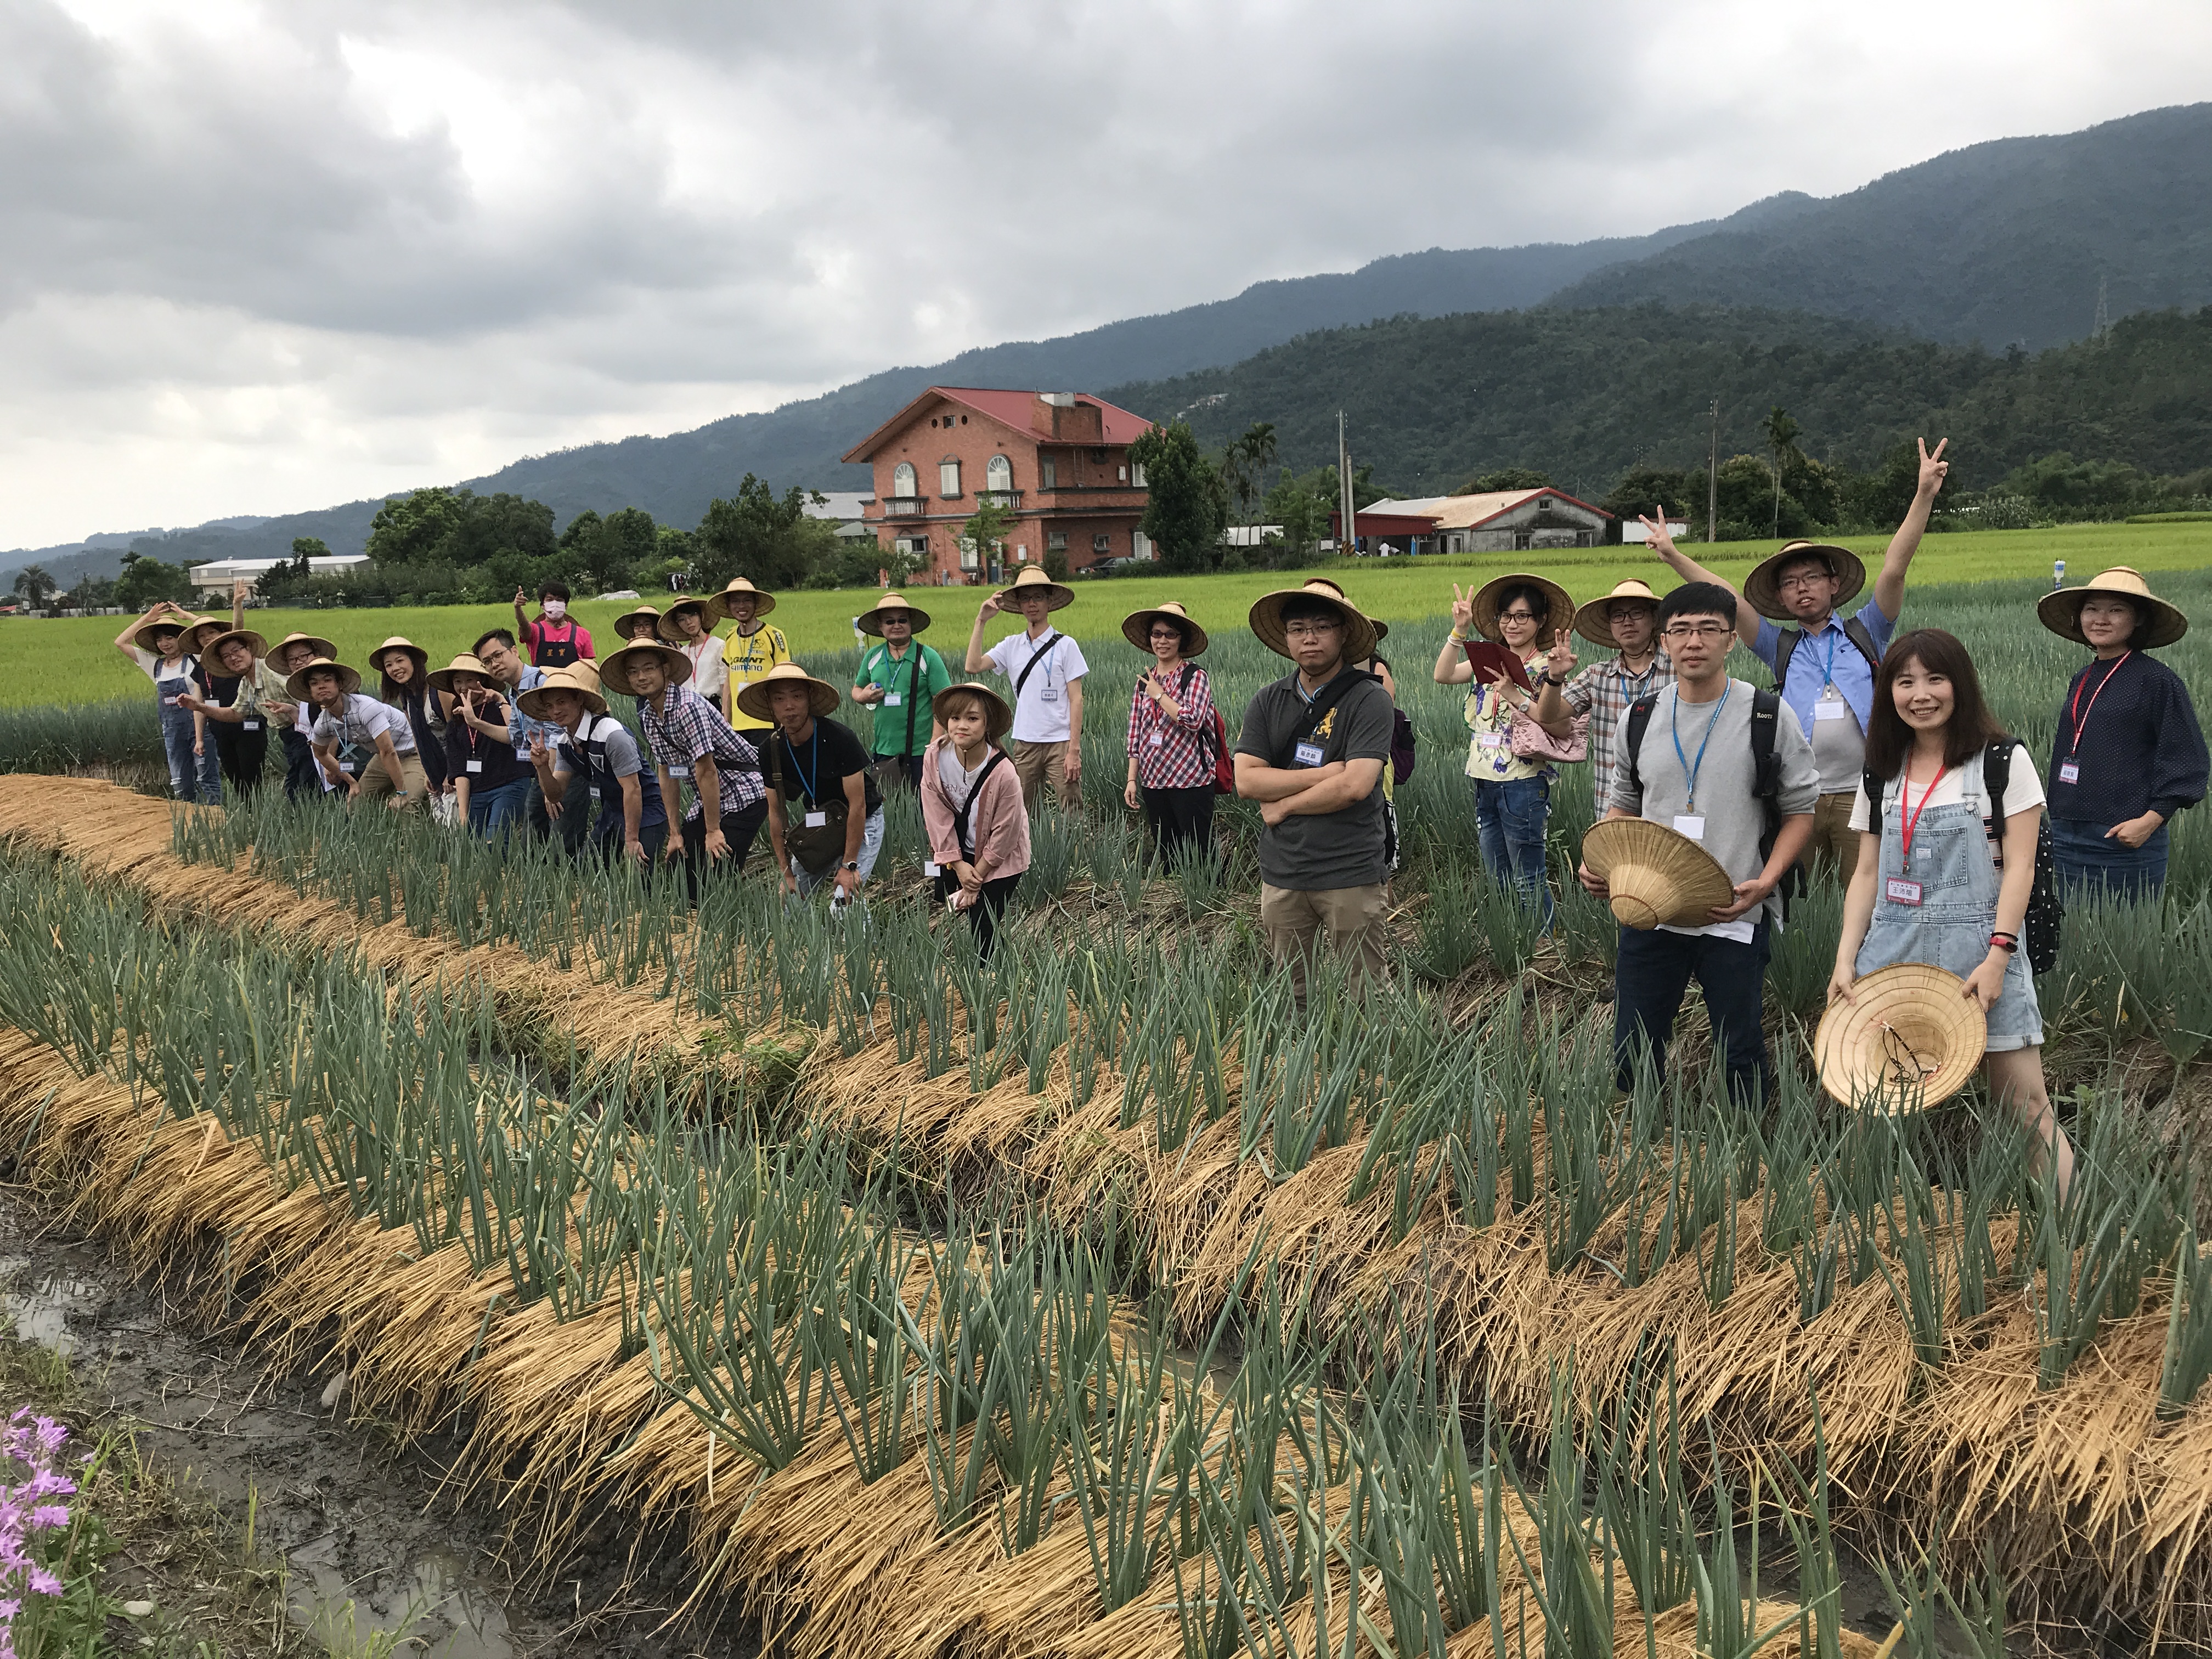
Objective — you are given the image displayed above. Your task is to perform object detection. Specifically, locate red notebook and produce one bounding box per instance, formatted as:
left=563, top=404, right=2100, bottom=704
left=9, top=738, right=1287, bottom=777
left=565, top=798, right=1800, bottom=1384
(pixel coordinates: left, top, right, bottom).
left=1463, top=640, right=1534, bottom=693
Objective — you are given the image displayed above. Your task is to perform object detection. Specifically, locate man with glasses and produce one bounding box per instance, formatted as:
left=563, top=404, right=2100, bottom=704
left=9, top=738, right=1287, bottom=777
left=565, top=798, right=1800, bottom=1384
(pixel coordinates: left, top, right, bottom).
left=1578, top=582, right=1817, bottom=1107
left=467, top=629, right=555, bottom=839
left=1644, top=437, right=1949, bottom=869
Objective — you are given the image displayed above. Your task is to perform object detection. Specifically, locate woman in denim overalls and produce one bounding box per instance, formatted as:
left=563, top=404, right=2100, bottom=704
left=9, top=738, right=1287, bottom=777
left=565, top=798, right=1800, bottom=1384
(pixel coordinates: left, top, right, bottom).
left=111, top=602, right=216, bottom=802
left=1830, top=628, right=2074, bottom=1197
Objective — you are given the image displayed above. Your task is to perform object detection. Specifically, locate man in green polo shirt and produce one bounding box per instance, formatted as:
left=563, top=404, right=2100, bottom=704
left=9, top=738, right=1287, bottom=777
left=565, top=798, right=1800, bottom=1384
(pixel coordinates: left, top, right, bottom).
left=850, top=592, right=950, bottom=789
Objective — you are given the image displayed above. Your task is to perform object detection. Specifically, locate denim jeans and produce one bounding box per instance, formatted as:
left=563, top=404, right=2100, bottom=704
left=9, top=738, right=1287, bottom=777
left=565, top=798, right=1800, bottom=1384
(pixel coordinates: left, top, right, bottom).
left=279, top=727, right=323, bottom=803
left=159, top=701, right=219, bottom=804
left=1475, top=775, right=1553, bottom=926
left=2050, top=816, right=2170, bottom=903
left=469, top=777, right=534, bottom=839
left=1612, top=921, right=1773, bottom=1107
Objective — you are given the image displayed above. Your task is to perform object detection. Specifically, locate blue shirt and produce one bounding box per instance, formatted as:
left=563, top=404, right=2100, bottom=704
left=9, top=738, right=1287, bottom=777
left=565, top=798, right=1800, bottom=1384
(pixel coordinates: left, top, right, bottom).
left=1749, top=597, right=1895, bottom=737
left=503, top=664, right=552, bottom=758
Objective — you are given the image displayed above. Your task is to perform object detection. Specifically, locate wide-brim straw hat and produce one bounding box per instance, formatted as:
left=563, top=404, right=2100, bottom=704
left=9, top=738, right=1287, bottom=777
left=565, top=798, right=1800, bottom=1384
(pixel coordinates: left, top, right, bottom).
left=270, top=630, right=337, bottom=662
left=199, top=628, right=268, bottom=663
left=1814, top=962, right=1987, bottom=1111
left=1744, top=540, right=1867, bottom=621
left=1575, top=579, right=1664, bottom=648
left=131, top=614, right=199, bottom=653
left=516, top=668, right=609, bottom=721
left=1304, top=578, right=1390, bottom=647
left=934, top=681, right=1014, bottom=744
left=703, top=577, right=778, bottom=624
left=283, top=657, right=362, bottom=700
left=368, top=635, right=429, bottom=675
left=426, top=653, right=493, bottom=695
left=735, top=661, right=840, bottom=723
left=1471, top=573, right=1577, bottom=649
left=2035, top=565, right=2188, bottom=649
left=180, top=616, right=234, bottom=654
left=656, top=595, right=718, bottom=640
left=997, top=565, right=1074, bottom=611
left=1249, top=579, right=1379, bottom=664
left=612, top=603, right=664, bottom=641
left=1122, top=600, right=1209, bottom=656
left=1581, top=817, right=1736, bottom=930
left=856, top=591, right=934, bottom=635
left=597, top=641, right=693, bottom=697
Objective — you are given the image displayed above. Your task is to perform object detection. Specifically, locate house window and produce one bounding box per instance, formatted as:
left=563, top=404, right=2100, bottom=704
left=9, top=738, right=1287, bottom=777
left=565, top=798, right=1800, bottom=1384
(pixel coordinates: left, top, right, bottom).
left=986, top=454, right=1012, bottom=492
left=1132, top=529, right=1153, bottom=560
left=1093, top=533, right=1111, bottom=555
left=1131, top=460, right=1147, bottom=488
left=1040, top=455, right=1057, bottom=490
left=1117, top=465, right=1127, bottom=482
left=958, top=537, right=980, bottom=571
left=1046, top=531, right=1068, bottom=554
left=939, top=459, right=960, bottom=498
left=892, top=462, right=917, bottom=498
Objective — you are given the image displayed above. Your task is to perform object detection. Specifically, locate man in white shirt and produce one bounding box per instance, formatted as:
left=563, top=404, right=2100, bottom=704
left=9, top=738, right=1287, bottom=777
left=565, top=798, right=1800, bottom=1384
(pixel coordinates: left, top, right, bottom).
left=966, top=565, right=1087, bottom=810
left=290, top=659, right=428, bottom=812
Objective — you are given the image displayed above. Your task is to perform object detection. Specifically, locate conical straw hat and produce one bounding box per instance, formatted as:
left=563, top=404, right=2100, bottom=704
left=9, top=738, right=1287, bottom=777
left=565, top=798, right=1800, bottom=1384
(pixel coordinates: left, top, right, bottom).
left=1581, top=817, right=1736, bottom=930
left=2035, top=565, right=2188, bottom=649
left=1814, top=962, right=1987, bottom=1112
left=1574, top=579, right=1664, bottom=648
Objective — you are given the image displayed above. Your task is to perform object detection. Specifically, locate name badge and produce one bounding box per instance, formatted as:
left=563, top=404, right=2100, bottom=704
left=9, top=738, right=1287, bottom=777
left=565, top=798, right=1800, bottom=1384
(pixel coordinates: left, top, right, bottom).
left=590, top=787, right=602, bottom=801
left=1885, top=877, right=1925, bottom=906
left=2057, top=761, right=2080, bottom=786
left=241, top=719, right=261, bottom=731
left=466, top=760, right=483, bottom=774
left=884, top=693, right=902, bottom=706
left=340, top=761, right=357, bottom=774
left=1149, top=731, right=1164, bottom=747
left=1294, top=741, right=1325, bottom=767
left=924, top=860, right=943, bottom=877
left=668, top=765, right=691, bottom=778
left=1478, top=733, right=1507, bottom=749
left=805, top=810, right=828, bottom=828
left=1813, top=699, right=1849, bottom=721
left=515, top=746, right=532, bottom=762
left=1673, top=814, right=1706, bottom=841
left=1040, top=686, right=1059, bottom=703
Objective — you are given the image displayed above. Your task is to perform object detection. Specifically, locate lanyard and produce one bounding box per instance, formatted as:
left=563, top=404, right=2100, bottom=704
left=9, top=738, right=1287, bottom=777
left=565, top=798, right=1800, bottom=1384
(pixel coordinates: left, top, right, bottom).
left=2066, top=652, right=2131, bottom=755
left=782, top=727, right=821, bottom=802
left=730, top=629, right=772, bottom=672
left=1669, top=681, right=1732, bottom=811
left=1616, top=657, right=1656, bottom=703
left=1816, top=625, right=1840, bottom=690
left=1899, top=763, right=1949, bottom=866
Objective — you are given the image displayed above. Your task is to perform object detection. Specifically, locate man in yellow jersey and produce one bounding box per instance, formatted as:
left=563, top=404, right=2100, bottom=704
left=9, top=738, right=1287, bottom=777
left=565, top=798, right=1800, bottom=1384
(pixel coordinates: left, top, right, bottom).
left=708, top=577, right=791, bottom=732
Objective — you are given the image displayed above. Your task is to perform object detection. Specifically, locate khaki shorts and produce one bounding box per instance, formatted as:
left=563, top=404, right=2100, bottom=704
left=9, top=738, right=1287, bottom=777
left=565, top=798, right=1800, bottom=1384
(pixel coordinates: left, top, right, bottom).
left=1260, top=882, right=1388, bottom=1001
left=352, top=752, right=430, bottom=812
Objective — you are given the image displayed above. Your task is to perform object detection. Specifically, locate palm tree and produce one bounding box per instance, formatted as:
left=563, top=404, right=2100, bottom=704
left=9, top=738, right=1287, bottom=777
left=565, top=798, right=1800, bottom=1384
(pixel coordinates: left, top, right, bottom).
left=10, top=565, right=54, bottom=610
left=1763, top=407, right=1802, bottom=537
left=1222, top=422, right=1278, bottom=527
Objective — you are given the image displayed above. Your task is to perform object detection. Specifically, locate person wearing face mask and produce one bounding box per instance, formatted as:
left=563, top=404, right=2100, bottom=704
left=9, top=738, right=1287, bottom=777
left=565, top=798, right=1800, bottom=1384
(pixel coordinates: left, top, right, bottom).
left=514, top=582, right=592, bottom=669
left=2035, top=568, right=2205, bottom=900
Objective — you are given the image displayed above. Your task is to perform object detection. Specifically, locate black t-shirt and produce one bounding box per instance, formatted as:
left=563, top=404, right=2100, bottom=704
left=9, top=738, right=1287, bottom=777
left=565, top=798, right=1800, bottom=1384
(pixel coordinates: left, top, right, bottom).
left=1234, top=667, right=1395, bottom=889
left=445, top=692, right=533, bottom=791
left=767, top=717, right=883, bottom=815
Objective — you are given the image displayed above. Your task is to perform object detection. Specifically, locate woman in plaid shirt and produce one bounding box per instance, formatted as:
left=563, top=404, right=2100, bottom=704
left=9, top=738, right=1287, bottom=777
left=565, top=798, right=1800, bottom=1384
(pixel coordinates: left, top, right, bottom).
left=1121, top=602, right=1220, bottom=863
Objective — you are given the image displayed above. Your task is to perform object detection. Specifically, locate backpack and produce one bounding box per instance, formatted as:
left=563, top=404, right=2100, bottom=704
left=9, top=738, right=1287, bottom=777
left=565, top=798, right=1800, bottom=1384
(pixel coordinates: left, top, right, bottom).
left=1390, top=710, right=1416, bottom=785
left=1861, top=739, right=2063, bottom=974
left=1622, top=686, right=1799, bottom=920
left=1773, top=616, right=1882, bottom=693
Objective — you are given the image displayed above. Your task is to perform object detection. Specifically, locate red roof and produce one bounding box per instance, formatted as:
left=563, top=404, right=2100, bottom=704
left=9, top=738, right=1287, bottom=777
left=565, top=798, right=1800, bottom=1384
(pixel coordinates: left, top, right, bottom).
left=843, top=387, right=1154, bottom=462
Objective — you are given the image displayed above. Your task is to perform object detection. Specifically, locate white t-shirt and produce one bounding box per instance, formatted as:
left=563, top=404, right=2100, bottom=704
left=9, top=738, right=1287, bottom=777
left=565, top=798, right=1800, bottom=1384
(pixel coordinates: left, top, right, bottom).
left=984, top=627, right=1088, bottom=743
left=1848, top=749, right=2045, bottom=832
left=679, top=637, right=727, bottom=704
left=308, top=695, right=416, bottom=760
left=133, top=646, right=199, bottom=705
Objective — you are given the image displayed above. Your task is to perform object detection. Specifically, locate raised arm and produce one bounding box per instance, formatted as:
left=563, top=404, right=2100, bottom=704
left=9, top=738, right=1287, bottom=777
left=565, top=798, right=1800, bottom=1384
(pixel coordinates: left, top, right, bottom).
left=1641, top=515, right=1760, bottom=645
left=964, top=597, right=1001, bottom=673
left=112, top=601, right=178, bottom=662
left=1872, top=438, right=1949, bottom=622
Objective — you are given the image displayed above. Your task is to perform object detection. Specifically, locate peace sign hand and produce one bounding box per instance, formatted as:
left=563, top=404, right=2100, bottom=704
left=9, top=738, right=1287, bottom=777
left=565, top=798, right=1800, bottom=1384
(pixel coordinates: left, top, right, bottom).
left=1544, top=634, right=1577, bottom=683
left=1638, top=512, right=1680, bottom=558
left=1449, top=583, right=1475, bottom=633
left=1916, top=437, right=1950, bottom=498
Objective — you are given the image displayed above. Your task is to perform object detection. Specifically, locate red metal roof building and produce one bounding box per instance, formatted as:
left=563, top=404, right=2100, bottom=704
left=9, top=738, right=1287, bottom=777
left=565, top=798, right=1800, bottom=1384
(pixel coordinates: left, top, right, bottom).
left=1331, top=488, right=1611, bottom=555
left=843, top=388, right=1155, bottom=585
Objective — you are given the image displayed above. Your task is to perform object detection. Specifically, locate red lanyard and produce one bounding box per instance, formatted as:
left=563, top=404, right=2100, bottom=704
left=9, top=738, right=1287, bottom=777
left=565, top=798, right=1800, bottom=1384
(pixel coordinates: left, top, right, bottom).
left=2066, top=652, right=2131, bottom=755
left=1899, top=764, right=1948, bottom=866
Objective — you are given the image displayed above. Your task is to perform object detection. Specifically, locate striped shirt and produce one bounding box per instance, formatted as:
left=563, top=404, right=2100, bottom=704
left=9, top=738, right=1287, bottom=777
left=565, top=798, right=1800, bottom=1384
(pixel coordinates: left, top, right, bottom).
left=1127, top=663, right=1217, bottom=789
left=637, top=681, right=763, bottom=821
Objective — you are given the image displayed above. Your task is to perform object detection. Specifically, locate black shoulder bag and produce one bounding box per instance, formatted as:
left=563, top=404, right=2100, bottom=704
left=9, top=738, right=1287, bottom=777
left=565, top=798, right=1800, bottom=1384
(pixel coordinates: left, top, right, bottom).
left=1013, top=631, right=1062, bottom=698
left=951, top=749, right=1009, bottom=862
left=769, top=732, right=849, bottom=876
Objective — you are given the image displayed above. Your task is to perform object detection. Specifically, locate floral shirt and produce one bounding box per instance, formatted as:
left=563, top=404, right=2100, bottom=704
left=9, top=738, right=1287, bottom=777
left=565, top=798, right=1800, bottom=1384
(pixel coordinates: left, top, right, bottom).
left=1126, top=663, right=1216, bottom=789
left=1462, top=656, right=1550, bottom=783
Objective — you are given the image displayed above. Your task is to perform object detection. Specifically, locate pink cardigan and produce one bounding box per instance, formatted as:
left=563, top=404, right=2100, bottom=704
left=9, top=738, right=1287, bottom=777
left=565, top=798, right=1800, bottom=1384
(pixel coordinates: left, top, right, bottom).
left=920, top=737, right=1031, bottom=880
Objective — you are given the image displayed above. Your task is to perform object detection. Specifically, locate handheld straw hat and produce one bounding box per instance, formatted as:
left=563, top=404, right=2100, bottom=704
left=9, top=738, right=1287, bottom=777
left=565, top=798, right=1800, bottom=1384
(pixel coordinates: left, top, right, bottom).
left=199, top=628, right=269, bottom=664
left=996, top=564, right=1074, bottom=611
left=516, top=667, right=609, bottom=722
left=1470, top=573, right=1577, bottom=650
left=1814, top=962, right=1987, bottom=1111
left=2035, top=566, right=2188, bottom=650
left=269, top=629, right=338, bottom=662
left=1581, top=818, right=1736, bottom=930
left=283, top=657, right=362, bottom=700
left=1122, top=600, right=1209, bottom=656
left=933, top=681, right=1014, bottom=744
left=425, top=653, right=492, bottom=695
left=130, top=613, right=199, bottom=653
left=856, top=592, right=934, bottom=635
left=612, top=602, right=664, bottom=642
left=1248, top=579, right=1379, bottom=663
left=1575, top=579, right=1664, bottom=649
left=596, top=640, right=693, bottom=697
left=703, top=576, right=778, bottom=625
left=1743, top=541, right=1866, bottom=622
left=736, top=662, right=840, bottom=723
left=368, top=635, right=429, bottom=676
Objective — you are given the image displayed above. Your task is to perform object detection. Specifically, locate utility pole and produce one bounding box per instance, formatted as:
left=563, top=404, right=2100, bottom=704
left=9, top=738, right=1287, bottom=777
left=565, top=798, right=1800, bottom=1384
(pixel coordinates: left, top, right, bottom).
left=1706, top=398, right=1720, bottom=544
left=1338, top=411, right=1356, bottom=557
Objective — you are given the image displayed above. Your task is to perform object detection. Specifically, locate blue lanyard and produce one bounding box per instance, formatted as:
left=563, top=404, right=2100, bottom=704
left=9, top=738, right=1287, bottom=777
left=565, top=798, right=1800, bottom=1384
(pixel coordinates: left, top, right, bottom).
left=1616, top=659, right=1656, bottom=702
left=1808, top=624, right=1840, bottom=690
left=1669, top=681, right=1732, bottom=811
left=782, top=727, right=821, bottom=802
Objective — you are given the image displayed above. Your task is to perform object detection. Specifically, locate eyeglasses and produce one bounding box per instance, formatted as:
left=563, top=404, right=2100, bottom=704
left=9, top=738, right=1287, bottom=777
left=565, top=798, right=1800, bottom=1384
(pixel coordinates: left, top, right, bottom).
left=1778, top=572, right=1832, bottom=592
left=1499, top=609, right=1538, bottom=622
left=1661, top=623, right=1731, bottom=641
left=1284, top=620, right=1342, bottom=639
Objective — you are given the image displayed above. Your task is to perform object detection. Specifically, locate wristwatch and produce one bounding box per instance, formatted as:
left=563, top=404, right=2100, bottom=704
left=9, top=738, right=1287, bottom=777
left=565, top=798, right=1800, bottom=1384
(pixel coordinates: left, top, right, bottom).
left=842, top=860, right=860, bottom=872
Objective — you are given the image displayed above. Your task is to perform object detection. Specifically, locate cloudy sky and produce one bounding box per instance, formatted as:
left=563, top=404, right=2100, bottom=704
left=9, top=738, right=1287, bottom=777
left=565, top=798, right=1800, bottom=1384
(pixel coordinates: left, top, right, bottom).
left=4, top=0, right=2207, bottom=550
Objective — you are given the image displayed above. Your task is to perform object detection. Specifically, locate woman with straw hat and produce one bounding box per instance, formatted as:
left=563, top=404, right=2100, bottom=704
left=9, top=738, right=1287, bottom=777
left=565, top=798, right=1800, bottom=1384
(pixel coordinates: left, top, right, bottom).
left=966, top=564, right=1086, bottom=810
left=518, top=667, right=668, bottom=866
left=1531, top=578, right=1675, bottom=810
left=851, top=592, right=950, bottom=790
left=289, top=658, right=428, bottom=812
left=173, top=626, right=284, bottom=800
left=921, top=682, right=1029, bottom=958
left=656, top=592, right=731, bottom=719
left=612, top=602, right=665, bottom=644
left=708, top=578, right=791, bottom=733
left=1829, top=628, right=2074, bottom=1195
left=2036, top=567, right=2206, bottom=900
left=601, top=639, right=769, bottom=901
left=1432, top=572, right=1579, bottom=926
left=429, top=653, right=533, bottom=837
left=1120, top=600, right=1220, bottom=862
left=740, top=663, right=883, bottom=910
left=110, top=601, right=217, bottom=803
left=264, top=630, right=336, bottom=801
left=370, top=637, right=450, bottom=805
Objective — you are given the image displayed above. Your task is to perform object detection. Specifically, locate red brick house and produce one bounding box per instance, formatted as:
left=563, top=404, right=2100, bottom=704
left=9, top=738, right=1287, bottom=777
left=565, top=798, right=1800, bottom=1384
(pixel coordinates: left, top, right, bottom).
left=842, top=388, right=1154, bottom=585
